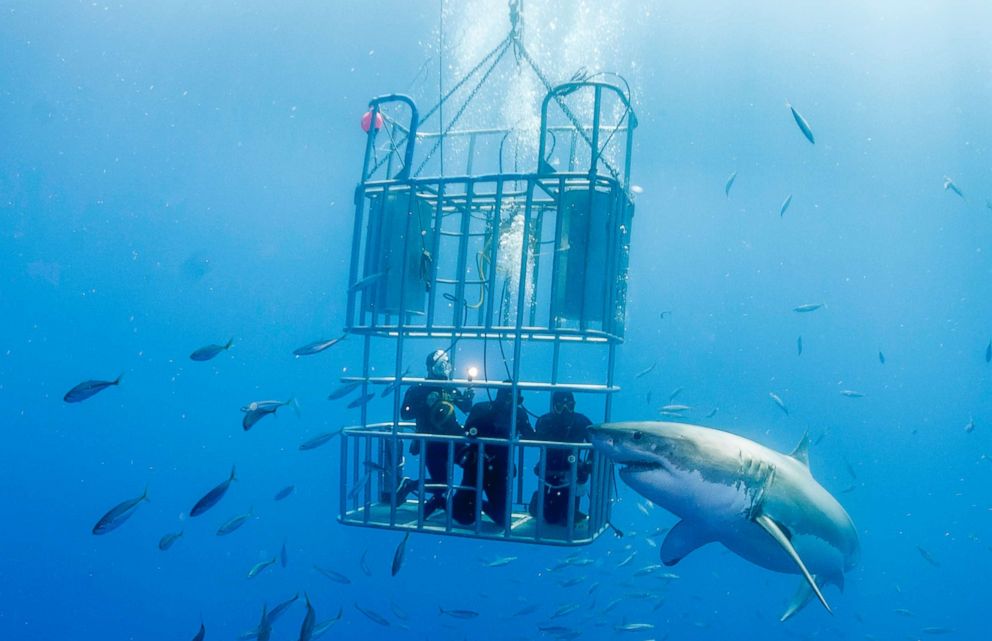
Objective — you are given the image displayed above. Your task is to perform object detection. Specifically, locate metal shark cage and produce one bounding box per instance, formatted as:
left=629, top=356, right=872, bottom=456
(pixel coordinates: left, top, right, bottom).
left=337, top=11, right=637, bottom=546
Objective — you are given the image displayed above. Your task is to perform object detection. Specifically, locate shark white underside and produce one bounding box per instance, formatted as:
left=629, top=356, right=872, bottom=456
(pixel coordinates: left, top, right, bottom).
left=590, top=421, right=859, bottom=621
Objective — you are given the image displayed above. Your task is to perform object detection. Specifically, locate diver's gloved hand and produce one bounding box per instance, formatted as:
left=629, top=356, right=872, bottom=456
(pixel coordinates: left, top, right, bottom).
left=460, top=387, right=475, bottom=401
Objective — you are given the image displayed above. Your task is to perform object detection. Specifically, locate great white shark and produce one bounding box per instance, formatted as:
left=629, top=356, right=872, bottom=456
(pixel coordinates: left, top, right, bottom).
left=589, top=421, right=859, bottom=621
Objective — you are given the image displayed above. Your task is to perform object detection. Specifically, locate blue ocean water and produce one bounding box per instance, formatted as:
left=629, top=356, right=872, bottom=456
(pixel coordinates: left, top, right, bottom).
left=2, top=1, right=991, bottom=640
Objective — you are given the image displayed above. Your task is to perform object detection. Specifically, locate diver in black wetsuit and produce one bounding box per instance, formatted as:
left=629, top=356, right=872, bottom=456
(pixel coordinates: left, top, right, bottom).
left=529, top=391, right=592, bottom=525
left=452, top=386, right=534, bottom=527
left=398, top=349, right=473, bottom=518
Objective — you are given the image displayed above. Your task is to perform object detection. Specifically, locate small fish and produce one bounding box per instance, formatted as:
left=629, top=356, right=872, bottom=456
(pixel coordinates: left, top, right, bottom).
left=878, top=351, right=886, bottom=364
left=64, top=374, right=122, bottom=403
left=922, top=626, right=955, bottom=635
left=355, top=603, right=391, bottom=626
left=843, top=458, right=858, bottom=480
left=704, top=407, right=718, bottom=419
left=840, top=390, right=864, bottom=398
left=793, top=303, right=824, bottom=313
left=314, top=564, right=351, bottom=584
left=299, top=430, right=342, bottom=451
left=483, top=556, right=518, bottom=568
left=281, top=540, right=288, bottom=568
left=158, top=529, right=183, bottom=551
left=634, top=564, right=663, bottom=577
left=659, top=404, right=690, bottom=413
left=380, top=367, right=412, bottom=398
left=360, top=549, right=373, bottom=576
left=779, top=194, right=793, bottom=217
left=513, top=603, right=540, bottom=616
left=347, top=470, right=371, bottom=501
left=769, top=392, right=789, bottom=415
left=538, top=625, right=578, bottom=635
left=668, top=387, right=683, bottom=402
left=616, top=552, right=636, bottom=568
left=274, top=485, right=295, bottom=501
left=635, top=362, right=657, bottom=379
left=292, top=335, right=346, bottom=357
left=190, top=338, right=233, bottom=361
left=268, top=593, right=299, bottom=623
left=190, top=465, right=237, bottom=517
left=328, top=381, right=362, bottom=400
left=659, top=310, right=672, bottom=319
left=602, top=598, right=624, bottom=613
left=660, top=572, right=681, bottom=580
left=299, top=593, right=316, bottom=641
left=255, top=604, right=272, bottom=641
left=615, top=623, right=655, bottom=632
left=943, top=176, right=964, bottom=199
left=192, top=622, right=205, bottom=641
left=216, top=508, right=254, bottom=536
left=92, top=487, right=149, bottom=535
left=247, top=557, right=277, bottom=579
left=630, top=184, right=644, bottom=195
left=242, top=398, right=299, bottom=431
left=797, top=335, right=803, bottom=356
left=311, top=608, right=344, bottom=640
left=986, top=339, right=991, bottom=363
left=724, top=171, right=737, bottom=197
left=349, top=270, right=386, bottom=292
left=439, top=607, right=480, bottom=619
left=347, top=392, right=375, bottom=409
left=558, top=576, right=585, bottom=588
left=916, top=546, right=940, bottom=567
left=552, top=603, right=582, bottom=618
left=893, top=608, right=914, bottom=617
left=391, top=531, right=410, bottom=577
left=965, top=417, right=975, bottom=433
left=787, top=101, right=815, bottom=144
left=389, top=599, right=409, bottom=620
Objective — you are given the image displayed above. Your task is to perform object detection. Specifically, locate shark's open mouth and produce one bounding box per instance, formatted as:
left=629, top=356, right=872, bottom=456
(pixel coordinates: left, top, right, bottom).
left=618, top=460, right=664, bottom=473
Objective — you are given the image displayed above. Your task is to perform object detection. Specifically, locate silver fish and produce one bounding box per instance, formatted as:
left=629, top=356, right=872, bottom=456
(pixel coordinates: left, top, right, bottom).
left=635, top=362, right=657, bottom=379
left=64, top=374, right=122, bottom=403
left=328, top=381, right=361, bottom=401
left=247, top=557, right=277, bottom=579
left=92, top=487, right=149, bottom=535
left=299, top=593, right=316, bottom=641
left=551, top=603, right=581, bottom=618
left=878, top=351, right=885, bottom=364
left=779, top=194, right=793, bottom=217
left=255, top=604, right=272, bottom=641
left=724, top=171, right=737, bottom=197
left=292, top=335, right=346, bottom=357
left=299, top=430, right=342, bottom=451
left=216, top=508, right=253, bottom=536
left=943, top=176, right=964, bottom=199
left=312, top=608, right=344, bottom=640
left=242, top=398, right=298, bottom=431
left=158, top=529, right=183, bottom=551
left=391, top=531, right=410, bottom=577
left=192, top=622, right=205, bottom=641
left=314, top=565, right=351, bottom=584
left=965, top=417, right=975, bottom=433
left=797, top=335, right=803, bottom=356
left=659, top=404, right=690, bottom=413
left=793, top=303, right=824, bottom=313
left=274, top=485, right=295, bottom=501
left=916, top=546, right=940, bottom=567
left=787, top=102, right=815, bottom=144
left=190, top=465, right=236, bottom=517
left=347, top=392, right=375, bottom=409
left=347, top=470, right=371, bottom=501
left=349, top=270, right=387, bottom=292
left=668, top=387, right=683, bottom=402
left=484, top=556, right=518, bottom=568
left=360, top=549, right=373, bottom=576
left=839, top=390, right=864, bottom=398
left=190, top=338, right=233, bottom=361
left=615, top=623, right=655, bottom=632
left=769, top=392, right=789, bottom=415
left=704, top=407, right=719, bottom=419
left=355, top=603, right=390, bottom=626
left=439, top=607, right=479, bottom=619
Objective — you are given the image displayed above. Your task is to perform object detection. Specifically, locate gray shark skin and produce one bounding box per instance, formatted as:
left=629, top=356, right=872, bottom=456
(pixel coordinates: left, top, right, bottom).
left=590, top=421, right=859, bottom=621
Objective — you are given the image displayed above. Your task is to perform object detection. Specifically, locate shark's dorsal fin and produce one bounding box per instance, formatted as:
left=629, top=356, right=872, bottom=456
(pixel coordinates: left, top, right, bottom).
left=789, top=432, right=811, bottom=468
left=754, top=514, right=832, bottom=615
left=660, top=520, right=714, bottom=566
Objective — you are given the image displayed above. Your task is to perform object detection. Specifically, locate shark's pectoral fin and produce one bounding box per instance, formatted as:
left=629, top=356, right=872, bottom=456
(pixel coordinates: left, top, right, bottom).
left=780, top=575, right=823, bottom=622
left=660, top=520, right=714, bottom=566
left=754, top=514, right=832, bottom=616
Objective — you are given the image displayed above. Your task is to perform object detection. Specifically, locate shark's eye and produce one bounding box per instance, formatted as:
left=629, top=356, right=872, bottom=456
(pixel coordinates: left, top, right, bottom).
left=632, top=431, right=643, bottom=441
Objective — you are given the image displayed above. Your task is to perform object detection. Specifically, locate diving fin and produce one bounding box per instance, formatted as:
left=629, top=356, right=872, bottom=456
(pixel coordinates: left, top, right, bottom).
left=754, top=514, right=832, bottom=615
left=660, top=519, right=714, bottom=566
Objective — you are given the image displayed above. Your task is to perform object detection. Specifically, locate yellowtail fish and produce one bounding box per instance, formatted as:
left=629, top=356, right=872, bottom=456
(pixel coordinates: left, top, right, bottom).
left=292, top=335, right=346, bottom=357
left=780, top=194, right=793, bottom=217
left=92, top=487, right=149, bottom=535
left=190, top=338, right=233, bottom=361
left=725, top=171, right=737, bottom=197
left=247, top=557, right=277, bottom=579
left=64, top=373, right=122, bottom=403
left=769, top=392, right=789, bottom=415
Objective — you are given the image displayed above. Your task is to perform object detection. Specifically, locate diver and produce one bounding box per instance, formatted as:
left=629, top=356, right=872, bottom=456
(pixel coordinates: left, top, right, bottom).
left=397, top=349, right=474, bottom=518
left=452, top=385, right=534, bottom=527
left=529, top=391, right=592, bottom=526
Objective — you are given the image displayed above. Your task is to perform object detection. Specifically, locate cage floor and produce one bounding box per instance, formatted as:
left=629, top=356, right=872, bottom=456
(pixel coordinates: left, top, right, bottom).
left=340, top=500, right=600, bottom=546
